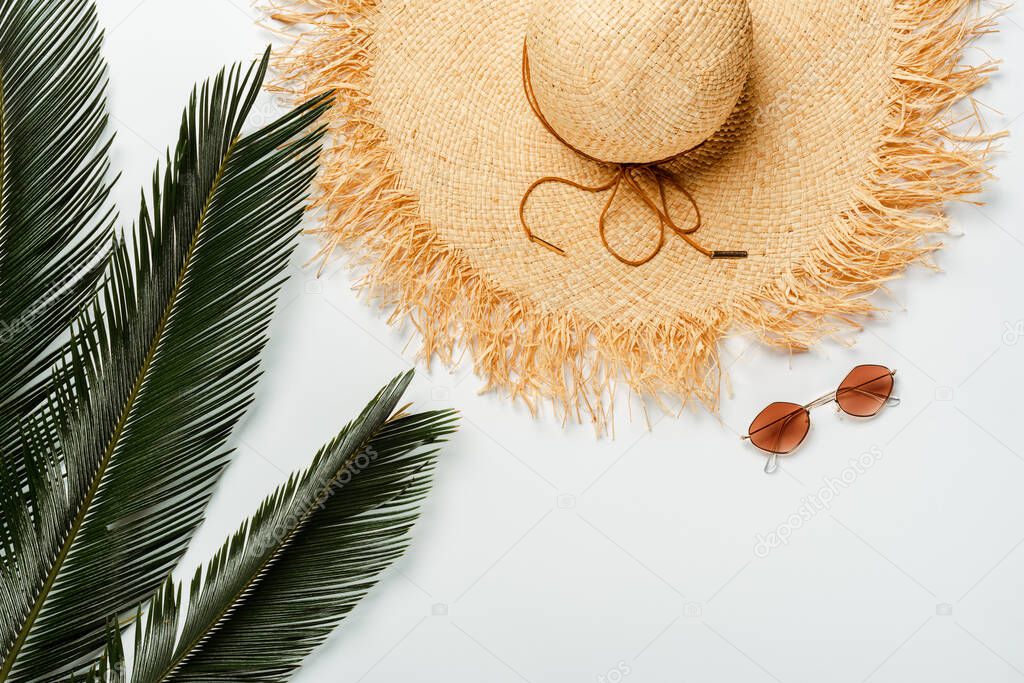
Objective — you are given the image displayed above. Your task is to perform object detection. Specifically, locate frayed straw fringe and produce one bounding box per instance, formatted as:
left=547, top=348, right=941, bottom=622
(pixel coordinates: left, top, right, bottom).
left=267, top=0, right=1004, bottom=436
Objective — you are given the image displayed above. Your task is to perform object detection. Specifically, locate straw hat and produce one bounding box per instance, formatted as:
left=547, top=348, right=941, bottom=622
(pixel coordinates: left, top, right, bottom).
left=274, top=0, right=1000, bottom=433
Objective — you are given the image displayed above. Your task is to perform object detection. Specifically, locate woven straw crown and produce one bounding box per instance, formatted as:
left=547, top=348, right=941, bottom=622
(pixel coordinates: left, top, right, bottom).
left=525, top=0, right=753, bottom=164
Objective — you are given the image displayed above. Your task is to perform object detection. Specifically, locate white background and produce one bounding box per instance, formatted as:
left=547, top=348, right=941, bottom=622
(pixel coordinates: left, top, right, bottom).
left=94, top=1, right=1024, bottom=681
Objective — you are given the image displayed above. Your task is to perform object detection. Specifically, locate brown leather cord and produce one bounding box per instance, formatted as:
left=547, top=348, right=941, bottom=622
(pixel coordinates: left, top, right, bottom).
left=519, top=42, right=748, bottom=265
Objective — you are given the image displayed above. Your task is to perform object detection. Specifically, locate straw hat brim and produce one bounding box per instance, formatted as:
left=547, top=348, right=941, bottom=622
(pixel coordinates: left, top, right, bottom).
left=274, top=0, right=1000, bottom=433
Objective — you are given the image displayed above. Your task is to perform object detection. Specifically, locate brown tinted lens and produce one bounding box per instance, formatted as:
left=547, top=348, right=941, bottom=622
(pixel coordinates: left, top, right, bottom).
left=748, top=402, right=810, bottom=454
left=836, top=365, right=894, bottom=417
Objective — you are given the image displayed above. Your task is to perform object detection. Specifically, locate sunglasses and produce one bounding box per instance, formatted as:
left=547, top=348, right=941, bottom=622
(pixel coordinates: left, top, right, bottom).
left=744, top=364, right=900, bottom=474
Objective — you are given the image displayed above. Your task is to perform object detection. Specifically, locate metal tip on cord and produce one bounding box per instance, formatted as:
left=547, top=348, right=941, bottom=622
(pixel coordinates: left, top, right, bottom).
left=530, top=236, right=566, bottom=256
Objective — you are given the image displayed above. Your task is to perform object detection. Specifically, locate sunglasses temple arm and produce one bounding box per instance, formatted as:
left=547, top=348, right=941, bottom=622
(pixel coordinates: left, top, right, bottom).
left=764, top=411, right=805, bottom=475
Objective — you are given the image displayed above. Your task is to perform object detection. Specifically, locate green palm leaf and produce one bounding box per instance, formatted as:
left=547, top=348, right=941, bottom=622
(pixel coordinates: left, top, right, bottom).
left=0, top=48, right=331, bottom=681
left=0, top=0, right=115, bottom=477
left=101, top=372, right=457, bottom=682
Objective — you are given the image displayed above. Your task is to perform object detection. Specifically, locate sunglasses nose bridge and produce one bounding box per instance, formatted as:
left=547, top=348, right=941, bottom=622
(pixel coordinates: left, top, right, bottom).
left=805, top=391, right=837, bottom=411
